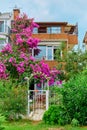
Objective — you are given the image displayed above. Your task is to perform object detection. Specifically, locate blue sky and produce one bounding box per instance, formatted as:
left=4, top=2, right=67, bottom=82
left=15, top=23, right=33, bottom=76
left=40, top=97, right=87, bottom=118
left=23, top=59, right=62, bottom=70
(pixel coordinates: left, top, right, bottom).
left=0, top=0, right=87, bottom=47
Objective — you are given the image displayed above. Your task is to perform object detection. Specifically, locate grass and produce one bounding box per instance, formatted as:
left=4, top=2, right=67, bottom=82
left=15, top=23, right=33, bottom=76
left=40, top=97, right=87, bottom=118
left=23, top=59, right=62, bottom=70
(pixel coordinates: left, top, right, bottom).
left=2, top=120, right=87, bottom=130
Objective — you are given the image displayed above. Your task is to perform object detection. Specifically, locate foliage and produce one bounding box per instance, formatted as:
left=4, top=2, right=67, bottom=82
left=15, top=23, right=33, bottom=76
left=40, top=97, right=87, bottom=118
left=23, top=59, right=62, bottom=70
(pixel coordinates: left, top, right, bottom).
left=60, top=71, right=87, bottom=125
left=55, top=43, right=87, bottom=80
left=0, top=114, right=5, bottom=130
left=54, top=41, right=66, bottom=61
left=43, top=105, right=70, bottom=125
left=49, top=86, right=63, bottom=106
left=64, top=51, right=87, bottom=80
left=47, top=70, right=87, bottom=126
left=0, top=14, right=39, bottom=81
left=0, top=80, right=27, bottom=121
left=71, top=118, right=79, bottom=127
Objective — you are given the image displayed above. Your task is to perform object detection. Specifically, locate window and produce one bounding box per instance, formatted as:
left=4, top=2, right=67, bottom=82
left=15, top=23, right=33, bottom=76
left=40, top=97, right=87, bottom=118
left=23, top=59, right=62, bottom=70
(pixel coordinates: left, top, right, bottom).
left=47, top=46, right=53, bottom=60
left=47, top=27, right=61, bottom=34
left=35, top=43, right=62, bottom=60
left=47, top=27, right=51, bottom=34
left=0, top=21, right=4, bottom=32
left=5, top=20, right=7, bottom=32
left=33, top=27, right=38, bottom=34
left=0, top=39, right=6, bottom=50
left=51, top=27, right=61, bottom=33
left=35, top=46, right=46, bottom=60
left=35, top=46, right=53, bottom=60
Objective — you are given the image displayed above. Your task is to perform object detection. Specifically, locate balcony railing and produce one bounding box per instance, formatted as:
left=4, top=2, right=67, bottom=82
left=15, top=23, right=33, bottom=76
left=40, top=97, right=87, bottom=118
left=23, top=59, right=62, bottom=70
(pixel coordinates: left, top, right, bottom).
left=33, top=27, right=77, bottom=35
left=33, top=28, right=61, bottom=34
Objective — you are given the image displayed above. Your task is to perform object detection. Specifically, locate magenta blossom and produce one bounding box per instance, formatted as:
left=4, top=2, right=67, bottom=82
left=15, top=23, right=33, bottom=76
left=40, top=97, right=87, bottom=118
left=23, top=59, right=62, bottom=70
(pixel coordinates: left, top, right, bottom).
left=16, top=37, right=24, bottom=44
left=9, top=57, right=16, bottom=63
left=30, top=60, right=61, bottom=86
left=29, top=56, right=35, bottom=61
left=1, top=43, right=13, bottom=54
left=0, top=62, right=7, bottom=79
left=16, top=62, right=25, bottom=74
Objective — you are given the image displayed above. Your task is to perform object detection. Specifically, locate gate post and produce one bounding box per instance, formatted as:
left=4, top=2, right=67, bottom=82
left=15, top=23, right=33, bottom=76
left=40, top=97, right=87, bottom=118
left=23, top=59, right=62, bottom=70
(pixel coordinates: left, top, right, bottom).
left=46, top=90, right=49, bottom=110
left=27, top=90, right=30, bottom=116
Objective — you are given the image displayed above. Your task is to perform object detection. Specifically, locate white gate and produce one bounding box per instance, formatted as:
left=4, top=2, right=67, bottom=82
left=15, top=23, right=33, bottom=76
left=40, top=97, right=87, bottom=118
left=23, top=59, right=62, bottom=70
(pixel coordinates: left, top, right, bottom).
left=27, top=90, right=49, bottom=116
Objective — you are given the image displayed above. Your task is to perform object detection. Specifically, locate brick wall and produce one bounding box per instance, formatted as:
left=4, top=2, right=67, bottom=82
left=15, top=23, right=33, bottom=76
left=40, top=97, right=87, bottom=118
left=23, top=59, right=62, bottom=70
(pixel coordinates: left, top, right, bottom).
left=13, top=9, right=20, bottom=20
left=44, top=60, right=58, bottom=69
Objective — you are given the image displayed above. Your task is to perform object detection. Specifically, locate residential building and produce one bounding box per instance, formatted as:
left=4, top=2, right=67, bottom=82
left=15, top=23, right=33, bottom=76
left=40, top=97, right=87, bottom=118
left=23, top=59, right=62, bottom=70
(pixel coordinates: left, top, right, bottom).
left=9, top=8, right=78, bottom=68
left=0, top=8, right=20, bottom=50
left=32, top=22, right=78, bottom=68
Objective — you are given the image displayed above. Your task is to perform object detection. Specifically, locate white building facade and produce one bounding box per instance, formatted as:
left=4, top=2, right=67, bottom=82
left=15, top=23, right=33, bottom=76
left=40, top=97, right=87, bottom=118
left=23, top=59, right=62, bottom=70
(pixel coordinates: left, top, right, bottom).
left=0, top=12, right=13, bottom=50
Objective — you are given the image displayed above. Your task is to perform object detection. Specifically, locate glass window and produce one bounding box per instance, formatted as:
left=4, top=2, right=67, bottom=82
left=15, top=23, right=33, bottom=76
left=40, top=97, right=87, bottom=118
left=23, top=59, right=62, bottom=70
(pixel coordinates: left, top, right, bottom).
left=35, top=46, right=46, bottom=60
left=51, top=27, right=61, bottom=34
left=47, top=46, right=53, bottom=60
left=0, top=21, right=4, bottom=32
left=5, top=20, right=7, bottom=32
left=47, top=27, right=51, bottom=34
left=47, top=27, right=61, bottom=34
left=33, top=27, right=38, bottom=34
left=0, top=39, right=6, bottom=50
left=35, top=45, right=61, bottom=60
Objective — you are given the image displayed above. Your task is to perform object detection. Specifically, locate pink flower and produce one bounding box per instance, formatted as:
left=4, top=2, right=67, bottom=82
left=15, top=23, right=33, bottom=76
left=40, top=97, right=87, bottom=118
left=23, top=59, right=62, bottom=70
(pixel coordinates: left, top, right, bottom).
left=16, top=62, right=25, bottom=74
left=0, top=62, right=7, bottom=79
left=16, top=37, right=24, bottom=44
left=9, top=57, right=16, bottom=63
left=17, top=66, right=25, bottom=74
left=20, top=52, right=29, bottom=61
left=29, top=56, right=35, bottom=61
left=32, top=22, right=39, bottom=28
left=1, top=43, right=13, bottom=54
left=56, top=80, right=62, bottom=85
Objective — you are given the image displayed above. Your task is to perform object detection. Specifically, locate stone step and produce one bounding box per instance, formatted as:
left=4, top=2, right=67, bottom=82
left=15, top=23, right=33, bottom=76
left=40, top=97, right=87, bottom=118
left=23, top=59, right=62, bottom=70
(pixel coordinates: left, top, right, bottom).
left=29, top=109, right=45, bottom=121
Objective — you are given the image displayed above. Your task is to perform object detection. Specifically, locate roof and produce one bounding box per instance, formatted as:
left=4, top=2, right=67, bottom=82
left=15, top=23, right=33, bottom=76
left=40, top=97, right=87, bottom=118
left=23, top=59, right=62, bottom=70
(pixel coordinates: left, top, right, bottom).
left=35, top=22, right=68, bottom=27
left=0, top=12, right=12, bottom=19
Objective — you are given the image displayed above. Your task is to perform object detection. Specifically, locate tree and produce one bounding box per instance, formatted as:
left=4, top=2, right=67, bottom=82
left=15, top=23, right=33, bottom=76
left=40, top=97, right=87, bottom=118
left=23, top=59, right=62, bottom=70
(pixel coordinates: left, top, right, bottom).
left=0, top=14, right=62, bottom=86
left=55, top=43, right=87, bottom=80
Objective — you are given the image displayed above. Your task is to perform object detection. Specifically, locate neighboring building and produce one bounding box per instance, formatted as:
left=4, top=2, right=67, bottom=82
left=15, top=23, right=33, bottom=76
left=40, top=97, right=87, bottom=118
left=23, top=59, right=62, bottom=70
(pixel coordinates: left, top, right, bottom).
left=0, top=8, right=20, bottom=50
left=83, top=32, right=87, bottom=50
left=32, top=22, right=78, bottom=68
left=0, top=12, right=12, bottom=50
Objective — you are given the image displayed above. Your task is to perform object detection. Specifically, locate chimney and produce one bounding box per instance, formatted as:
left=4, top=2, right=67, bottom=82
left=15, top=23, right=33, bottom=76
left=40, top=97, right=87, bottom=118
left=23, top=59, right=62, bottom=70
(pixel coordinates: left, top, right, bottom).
left=13, top=7, right=20, bottom=20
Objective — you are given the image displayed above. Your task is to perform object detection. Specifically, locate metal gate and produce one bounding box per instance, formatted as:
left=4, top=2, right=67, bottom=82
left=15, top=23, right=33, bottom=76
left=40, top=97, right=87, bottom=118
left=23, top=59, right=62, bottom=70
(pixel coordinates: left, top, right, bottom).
left=27, top=90, right=49, bottom=116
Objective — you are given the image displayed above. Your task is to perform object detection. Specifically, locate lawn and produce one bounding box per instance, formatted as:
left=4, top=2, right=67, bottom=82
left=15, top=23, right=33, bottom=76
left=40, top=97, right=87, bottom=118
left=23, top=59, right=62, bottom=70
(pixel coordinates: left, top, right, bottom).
left=3, top=120, right=87, bottom=130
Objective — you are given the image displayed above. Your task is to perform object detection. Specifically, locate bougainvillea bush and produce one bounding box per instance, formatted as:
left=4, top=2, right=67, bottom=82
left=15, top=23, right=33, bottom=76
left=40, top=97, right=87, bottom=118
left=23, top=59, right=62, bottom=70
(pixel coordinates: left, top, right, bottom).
left=0, top=14, right=62, bottom=87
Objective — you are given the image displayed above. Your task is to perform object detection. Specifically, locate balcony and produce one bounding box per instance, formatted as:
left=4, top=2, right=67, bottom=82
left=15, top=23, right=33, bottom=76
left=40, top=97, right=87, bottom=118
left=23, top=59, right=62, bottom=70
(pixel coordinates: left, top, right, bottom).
left=32, top=33, right=78, bottom=45
left=32, top=22, right=78, bottom=45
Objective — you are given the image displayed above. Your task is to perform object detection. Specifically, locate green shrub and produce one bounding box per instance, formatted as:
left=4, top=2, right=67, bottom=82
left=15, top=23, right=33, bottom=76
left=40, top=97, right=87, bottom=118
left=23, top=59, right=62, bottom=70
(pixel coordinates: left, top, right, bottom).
left=43, top=105, right=70, bottom=125
left=0, top=80, right=27, bottom=121
left=71, top=118, right=79, bottom=127
left=61, top=72, right=87, bottom=125
left=49, top=87, right=63, bottom=106
left=0, top=114, right=5, bottom=130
